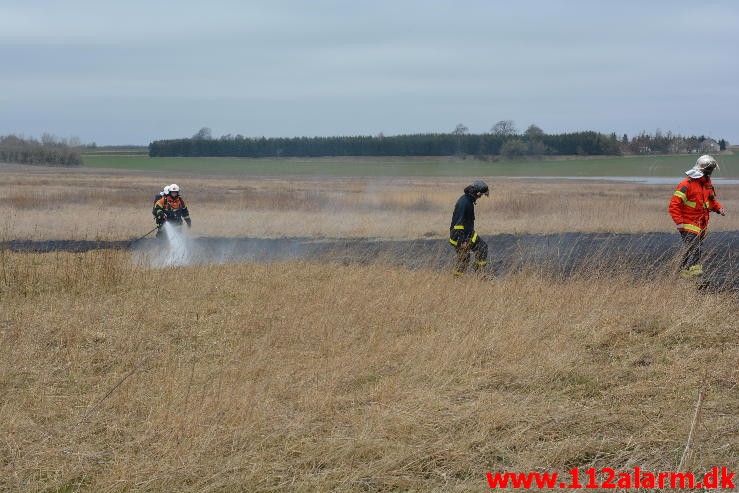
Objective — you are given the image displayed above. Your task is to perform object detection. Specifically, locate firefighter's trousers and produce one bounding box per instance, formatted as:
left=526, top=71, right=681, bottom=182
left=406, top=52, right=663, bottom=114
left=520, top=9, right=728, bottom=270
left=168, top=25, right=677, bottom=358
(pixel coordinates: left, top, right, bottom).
left=452, top=237, right=488, bottom=276
left=679, top=230, right=703, bottom=277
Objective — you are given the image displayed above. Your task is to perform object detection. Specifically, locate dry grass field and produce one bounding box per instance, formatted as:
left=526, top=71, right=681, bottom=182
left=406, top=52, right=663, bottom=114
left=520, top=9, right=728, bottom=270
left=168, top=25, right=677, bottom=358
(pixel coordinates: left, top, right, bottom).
left=2, top=164, right=738, bottom=241
left=1, top=164, right=737, bottom=491
left=1, top=251, right=737, bottom=491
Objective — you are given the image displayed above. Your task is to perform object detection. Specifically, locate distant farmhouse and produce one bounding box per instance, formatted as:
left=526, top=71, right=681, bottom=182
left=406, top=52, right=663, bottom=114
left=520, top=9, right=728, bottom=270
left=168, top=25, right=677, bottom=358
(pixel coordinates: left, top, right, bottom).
left=665, top=137, right=721, bottom=154
left=700, top=138, right=720, bottom=153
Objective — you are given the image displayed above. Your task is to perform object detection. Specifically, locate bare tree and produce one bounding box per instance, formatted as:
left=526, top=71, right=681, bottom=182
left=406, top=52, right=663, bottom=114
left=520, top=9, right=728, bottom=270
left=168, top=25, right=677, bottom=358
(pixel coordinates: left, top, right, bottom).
left=500, top=139, right=527, bottom=157
left=524, top=124, right=544, bottom=138
left=0, top=134, right=81, bottom=166
left=491, top=120, right=517, bottom=136
left=192, top=127, right=213, bottom=140
left=452, top=123, right=469, bottom=136
left=41, top=133, right=57, bottom=145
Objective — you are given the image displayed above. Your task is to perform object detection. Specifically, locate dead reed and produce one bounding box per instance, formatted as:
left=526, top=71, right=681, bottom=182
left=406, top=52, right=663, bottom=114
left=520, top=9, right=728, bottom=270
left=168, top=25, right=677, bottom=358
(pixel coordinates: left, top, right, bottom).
left=2, top=168, right=738, bottom=241
left=1, top=250, right=736, bottom=491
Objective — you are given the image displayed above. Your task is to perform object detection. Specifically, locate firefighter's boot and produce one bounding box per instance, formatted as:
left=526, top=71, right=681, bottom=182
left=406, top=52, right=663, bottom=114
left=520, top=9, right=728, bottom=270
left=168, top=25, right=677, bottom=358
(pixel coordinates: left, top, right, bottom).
left=680, top=264, right=704, bottom=279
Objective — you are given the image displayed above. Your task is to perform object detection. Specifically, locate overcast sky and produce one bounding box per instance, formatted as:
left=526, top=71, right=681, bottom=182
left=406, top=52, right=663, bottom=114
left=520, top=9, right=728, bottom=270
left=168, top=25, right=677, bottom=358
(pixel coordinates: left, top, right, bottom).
left=1, top=0, right=737, bottom=145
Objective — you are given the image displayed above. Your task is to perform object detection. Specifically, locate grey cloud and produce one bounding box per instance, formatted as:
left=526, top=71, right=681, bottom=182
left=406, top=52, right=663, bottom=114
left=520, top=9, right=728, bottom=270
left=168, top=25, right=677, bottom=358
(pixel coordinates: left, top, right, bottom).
left=0, top=0, right=737, bottom=144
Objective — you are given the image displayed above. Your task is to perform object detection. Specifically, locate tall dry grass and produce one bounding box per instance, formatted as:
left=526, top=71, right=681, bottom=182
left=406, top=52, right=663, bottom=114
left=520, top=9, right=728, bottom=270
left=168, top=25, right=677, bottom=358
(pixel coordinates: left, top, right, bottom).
left=1, top=250, right=736, bottom=491
left=2, top=168, right=738, bottom=240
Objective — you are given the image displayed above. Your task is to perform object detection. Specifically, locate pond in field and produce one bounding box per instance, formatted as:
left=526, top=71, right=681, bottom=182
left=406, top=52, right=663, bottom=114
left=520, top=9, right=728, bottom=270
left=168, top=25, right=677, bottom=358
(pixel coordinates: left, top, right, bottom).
left=529, top=176, right=739, bottom=185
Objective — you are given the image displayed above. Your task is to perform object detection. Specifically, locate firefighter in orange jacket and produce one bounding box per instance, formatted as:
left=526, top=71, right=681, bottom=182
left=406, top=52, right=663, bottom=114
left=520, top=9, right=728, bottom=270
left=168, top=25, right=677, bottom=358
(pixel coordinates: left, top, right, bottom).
left=668, top=155, right=726, bottom=278
left=153, top=183, right=191, bottom=237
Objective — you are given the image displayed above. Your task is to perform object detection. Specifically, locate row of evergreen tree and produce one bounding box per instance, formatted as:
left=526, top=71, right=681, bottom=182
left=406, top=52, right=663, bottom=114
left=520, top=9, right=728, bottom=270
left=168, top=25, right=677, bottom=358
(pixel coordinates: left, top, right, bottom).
left=0, top=135, right=82, bottom=166
left=149, top=130, right=625, bottom=158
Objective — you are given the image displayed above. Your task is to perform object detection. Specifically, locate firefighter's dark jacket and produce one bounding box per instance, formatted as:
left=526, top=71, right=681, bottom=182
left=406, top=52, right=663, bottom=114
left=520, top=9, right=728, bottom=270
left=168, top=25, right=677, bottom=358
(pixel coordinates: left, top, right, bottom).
left=152, top=194, right=165, bottom=217
left=153, top=196, right=190, bottom=225
left=449, top=192, right=477, bottom=243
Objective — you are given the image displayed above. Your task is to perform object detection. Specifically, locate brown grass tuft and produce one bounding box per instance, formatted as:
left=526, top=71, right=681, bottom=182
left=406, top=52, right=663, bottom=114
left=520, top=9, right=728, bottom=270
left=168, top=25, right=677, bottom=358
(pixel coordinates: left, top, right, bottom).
left=1, top=251, right=736, bottom=491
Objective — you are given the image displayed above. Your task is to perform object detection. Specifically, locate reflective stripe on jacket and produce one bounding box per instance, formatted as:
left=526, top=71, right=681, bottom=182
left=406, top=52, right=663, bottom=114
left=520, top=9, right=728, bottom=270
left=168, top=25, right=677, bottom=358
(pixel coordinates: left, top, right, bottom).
left=153, top=196, right=190, bottom=223
left=668, top=177, right=722, bottom=235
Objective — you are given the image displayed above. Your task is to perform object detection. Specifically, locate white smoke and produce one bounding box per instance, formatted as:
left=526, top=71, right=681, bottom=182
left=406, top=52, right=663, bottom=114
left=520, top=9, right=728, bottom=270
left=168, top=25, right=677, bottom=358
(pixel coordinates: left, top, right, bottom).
left=145, top=222, right=193, bottom=268
left=130, top=223, right=312, bottom=269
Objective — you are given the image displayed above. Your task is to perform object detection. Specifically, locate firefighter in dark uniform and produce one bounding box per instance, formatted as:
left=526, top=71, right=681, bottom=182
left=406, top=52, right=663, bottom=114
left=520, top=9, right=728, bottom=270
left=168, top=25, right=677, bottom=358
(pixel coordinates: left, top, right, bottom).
left=449, top=180, right=489, bottom=276
left=153, top=183, right=191, bottom=238
left=154, top=185, right=169, bottom=203
left=152, top=185, right=169, bottom=222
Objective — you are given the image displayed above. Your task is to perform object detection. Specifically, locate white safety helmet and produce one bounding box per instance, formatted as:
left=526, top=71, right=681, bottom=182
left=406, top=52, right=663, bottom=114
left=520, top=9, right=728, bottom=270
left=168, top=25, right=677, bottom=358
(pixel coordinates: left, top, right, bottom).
left=160, top=185, right=170, bottom=196
left=169, top=184, right=180, bottom=193
left=686, top=155, right=719, bottom=179
left=696, top=154, right=716, bottom=167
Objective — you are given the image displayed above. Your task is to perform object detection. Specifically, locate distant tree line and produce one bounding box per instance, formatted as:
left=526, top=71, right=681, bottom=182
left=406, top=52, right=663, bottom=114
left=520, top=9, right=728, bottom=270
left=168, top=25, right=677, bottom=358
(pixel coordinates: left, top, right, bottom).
left=622, top=131, right=727, bottom=154
left=149, top=124, right=727, bottom=159
left=0, top=134, right=82, bottom=166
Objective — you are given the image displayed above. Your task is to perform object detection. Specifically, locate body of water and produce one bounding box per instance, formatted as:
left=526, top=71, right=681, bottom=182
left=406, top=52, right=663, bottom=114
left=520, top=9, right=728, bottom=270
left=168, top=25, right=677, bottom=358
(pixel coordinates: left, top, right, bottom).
left=525, top=176, right=739, bottom=185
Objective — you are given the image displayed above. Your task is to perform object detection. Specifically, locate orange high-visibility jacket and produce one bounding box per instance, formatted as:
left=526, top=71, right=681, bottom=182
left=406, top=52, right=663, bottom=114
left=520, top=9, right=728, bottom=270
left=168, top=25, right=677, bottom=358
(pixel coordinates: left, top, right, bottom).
left=153, top=196, right=190, bottom=223
left=668, top=177, right=722, bottom=235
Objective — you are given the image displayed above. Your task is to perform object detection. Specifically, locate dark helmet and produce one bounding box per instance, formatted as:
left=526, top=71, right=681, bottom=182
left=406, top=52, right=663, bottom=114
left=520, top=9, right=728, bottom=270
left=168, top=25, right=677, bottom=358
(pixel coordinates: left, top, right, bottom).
left=470, top=180, right=490, bottom=196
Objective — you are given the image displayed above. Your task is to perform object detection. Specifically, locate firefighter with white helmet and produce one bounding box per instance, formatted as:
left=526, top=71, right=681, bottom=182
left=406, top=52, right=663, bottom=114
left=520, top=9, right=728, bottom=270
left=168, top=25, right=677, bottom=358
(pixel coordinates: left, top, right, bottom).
left=153, top=185, right=169, bottom=204
left=151, top=185, right=170, bottom=222
left=668, top=155, right=726, bottom=279
left=153, top=183, right=191, bottom=236
left=449, top=180, right=490, bottom=277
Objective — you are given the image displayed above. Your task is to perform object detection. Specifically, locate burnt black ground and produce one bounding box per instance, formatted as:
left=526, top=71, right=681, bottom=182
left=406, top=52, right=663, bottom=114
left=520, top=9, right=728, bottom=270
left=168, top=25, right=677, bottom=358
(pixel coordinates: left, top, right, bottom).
left=3, top=231, right=738, bottom=291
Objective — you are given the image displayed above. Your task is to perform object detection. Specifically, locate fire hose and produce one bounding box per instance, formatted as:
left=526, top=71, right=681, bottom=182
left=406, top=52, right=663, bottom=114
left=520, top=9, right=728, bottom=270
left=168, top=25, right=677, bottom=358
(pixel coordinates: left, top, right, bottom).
left=128, top=226, right=159, bottom=246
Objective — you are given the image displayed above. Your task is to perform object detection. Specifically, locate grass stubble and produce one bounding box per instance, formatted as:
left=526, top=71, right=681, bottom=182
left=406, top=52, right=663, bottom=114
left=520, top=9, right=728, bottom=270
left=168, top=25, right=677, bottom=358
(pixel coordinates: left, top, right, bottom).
left=0, top=164, right=737, bottom=491
left=0, top=249, right=736, bottom=491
